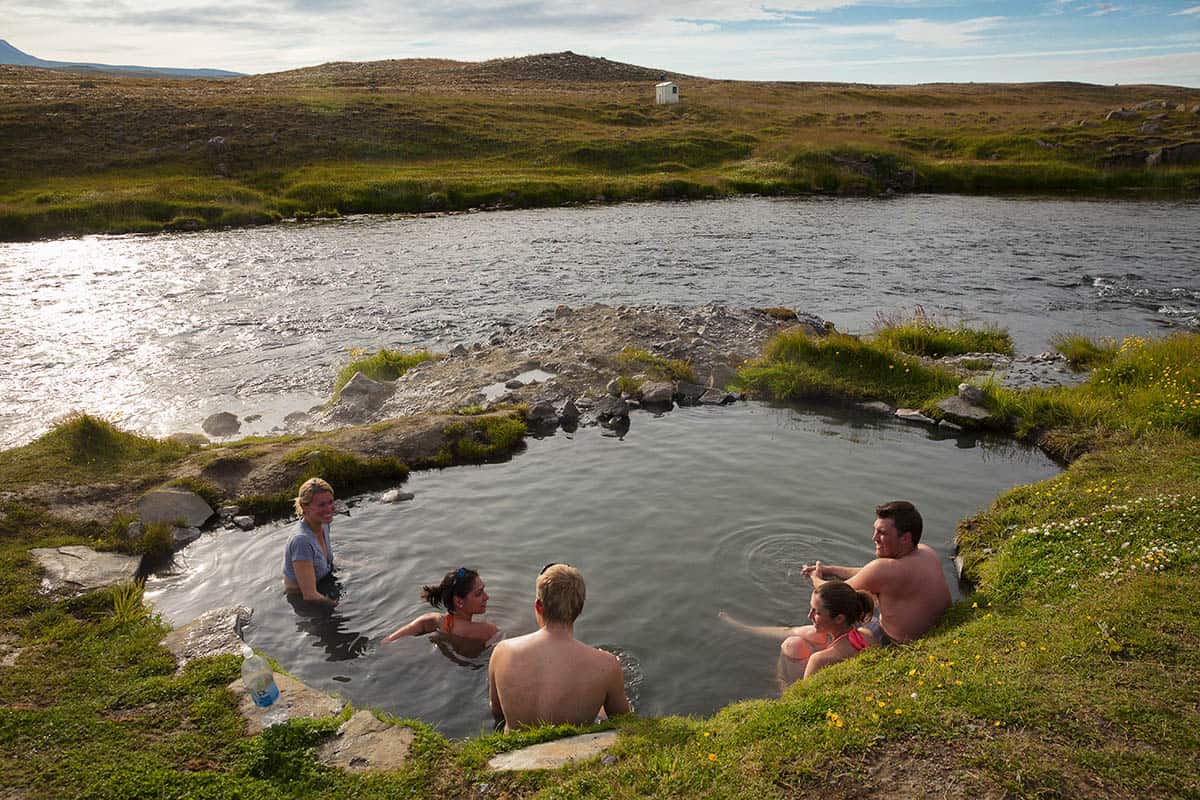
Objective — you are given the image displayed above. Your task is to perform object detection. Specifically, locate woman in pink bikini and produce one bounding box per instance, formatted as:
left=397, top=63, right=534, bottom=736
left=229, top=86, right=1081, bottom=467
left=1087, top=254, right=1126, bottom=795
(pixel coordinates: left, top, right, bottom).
left=383, top=567, right=498, bottom=650
left=788, top=580, right=877, bottom=679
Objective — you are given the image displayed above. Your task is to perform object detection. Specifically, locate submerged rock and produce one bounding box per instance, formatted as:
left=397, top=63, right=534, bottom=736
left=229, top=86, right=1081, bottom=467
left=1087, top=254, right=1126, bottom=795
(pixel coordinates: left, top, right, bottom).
left=202, top=412, right=240, bottom=437
left=894, top=408, right=936, bottom=426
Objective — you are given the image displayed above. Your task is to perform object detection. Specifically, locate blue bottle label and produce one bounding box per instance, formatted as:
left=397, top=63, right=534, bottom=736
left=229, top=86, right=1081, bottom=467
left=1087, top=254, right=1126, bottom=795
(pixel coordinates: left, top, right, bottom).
left=251, top=679, right=279, bottom=708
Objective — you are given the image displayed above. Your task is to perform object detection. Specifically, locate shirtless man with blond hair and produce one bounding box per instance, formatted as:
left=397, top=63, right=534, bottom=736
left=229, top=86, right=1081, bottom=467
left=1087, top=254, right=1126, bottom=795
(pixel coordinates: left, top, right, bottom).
left=488, top=564, right=630, bottom=731
left=803, top=500, right=951, bottom=645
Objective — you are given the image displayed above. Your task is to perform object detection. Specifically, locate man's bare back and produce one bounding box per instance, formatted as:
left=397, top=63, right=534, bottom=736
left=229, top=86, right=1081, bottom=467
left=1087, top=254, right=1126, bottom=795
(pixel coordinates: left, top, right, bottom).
left=845, top=543, right=950, bottom=642
left=488, top=564, right=630, bottom=731
left=489, top=628, right=628, bottom=730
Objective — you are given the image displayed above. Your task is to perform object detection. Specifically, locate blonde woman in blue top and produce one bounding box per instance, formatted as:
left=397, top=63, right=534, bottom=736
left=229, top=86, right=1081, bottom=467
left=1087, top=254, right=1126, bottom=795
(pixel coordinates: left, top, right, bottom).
left=282, top=477, right=338, bottom=606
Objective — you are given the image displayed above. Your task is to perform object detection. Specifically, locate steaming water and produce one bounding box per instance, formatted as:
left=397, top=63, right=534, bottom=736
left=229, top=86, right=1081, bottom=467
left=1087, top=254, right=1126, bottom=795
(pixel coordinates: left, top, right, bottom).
left=146, top=402, right=1060, bottom=738
left=1, top=195, right=1196, bottom=450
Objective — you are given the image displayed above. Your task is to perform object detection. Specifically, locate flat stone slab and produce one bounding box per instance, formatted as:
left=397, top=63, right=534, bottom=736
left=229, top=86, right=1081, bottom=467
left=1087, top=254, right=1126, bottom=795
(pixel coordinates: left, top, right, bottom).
left=315, top=710, right=415, bottom=772
left=488, top=731, right=619, bottom=771
left=137, top=488, right=214, bottom=528
left=160, top=605, right=251, bottom=672
left=894, top=408, right=936, bottom=425
left=228, top=670, right=345, bottom=735
left=936, top=396, right=992, bottom=424
left=29, top=545, right=140, bottom=594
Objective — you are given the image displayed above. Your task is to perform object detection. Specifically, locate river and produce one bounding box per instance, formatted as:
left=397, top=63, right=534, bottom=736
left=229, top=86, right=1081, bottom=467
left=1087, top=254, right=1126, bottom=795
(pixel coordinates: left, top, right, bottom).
left=1, top=195, right=1196, bottom=450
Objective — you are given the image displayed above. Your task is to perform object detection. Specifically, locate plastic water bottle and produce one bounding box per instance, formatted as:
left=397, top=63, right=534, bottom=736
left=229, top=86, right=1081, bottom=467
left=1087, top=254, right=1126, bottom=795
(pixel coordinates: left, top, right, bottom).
left=241, top=645, right=279, bottom=708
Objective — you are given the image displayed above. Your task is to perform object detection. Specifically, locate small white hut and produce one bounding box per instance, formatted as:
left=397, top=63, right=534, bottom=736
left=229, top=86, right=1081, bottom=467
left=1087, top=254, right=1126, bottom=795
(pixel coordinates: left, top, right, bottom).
left=655, top=81, right=679, bottom=105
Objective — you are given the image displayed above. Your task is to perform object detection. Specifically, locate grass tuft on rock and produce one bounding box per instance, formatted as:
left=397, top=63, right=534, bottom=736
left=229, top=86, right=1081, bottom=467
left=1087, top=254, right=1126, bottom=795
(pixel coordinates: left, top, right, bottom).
left=331, top=348, right=436, bottom=401
left=616, top=347, right=697, bottom=383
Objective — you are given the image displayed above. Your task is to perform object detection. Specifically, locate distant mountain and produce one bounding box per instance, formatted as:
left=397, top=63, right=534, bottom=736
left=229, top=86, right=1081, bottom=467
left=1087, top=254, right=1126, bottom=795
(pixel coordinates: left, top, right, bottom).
left=0, top=39, right=242, bottom=78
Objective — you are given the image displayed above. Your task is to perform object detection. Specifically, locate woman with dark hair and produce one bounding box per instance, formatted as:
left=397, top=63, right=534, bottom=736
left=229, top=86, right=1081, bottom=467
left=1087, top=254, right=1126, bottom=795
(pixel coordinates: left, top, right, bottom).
left=719, top=580, right=877, bottom=680
left=383, top=567, right=497, bottom=644
left=795, top=580, right=877, bottom=678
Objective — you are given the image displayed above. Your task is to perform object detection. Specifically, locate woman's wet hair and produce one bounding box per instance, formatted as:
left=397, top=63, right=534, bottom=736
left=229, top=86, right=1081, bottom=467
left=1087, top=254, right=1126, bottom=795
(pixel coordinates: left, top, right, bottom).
left=421, top=567, right=479, bottom=611
left=814, top=580, right=874, bottom=626
left=294, top=477, right=334, bottom=517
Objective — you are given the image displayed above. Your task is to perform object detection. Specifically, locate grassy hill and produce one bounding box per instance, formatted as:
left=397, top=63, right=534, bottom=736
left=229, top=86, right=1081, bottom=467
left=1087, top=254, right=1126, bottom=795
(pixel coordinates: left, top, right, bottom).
left=1, top=51, right=1198, bottom=240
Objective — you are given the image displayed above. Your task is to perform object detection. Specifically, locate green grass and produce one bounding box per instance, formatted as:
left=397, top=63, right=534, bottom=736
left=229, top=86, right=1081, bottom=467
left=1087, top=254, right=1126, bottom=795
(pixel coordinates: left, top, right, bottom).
left=238, top=447, right=409, bottom=518
left=330, top=348, right=436, bottom=401
left=0, top=413, right=191, bottom=490
left=4, top=72, right=1200, bottom=239
left=1051, top=332, right=1120, bottom=370
left=734, top=329, right=961, bottom=408
left=872, top=307, right=1014, bottom=357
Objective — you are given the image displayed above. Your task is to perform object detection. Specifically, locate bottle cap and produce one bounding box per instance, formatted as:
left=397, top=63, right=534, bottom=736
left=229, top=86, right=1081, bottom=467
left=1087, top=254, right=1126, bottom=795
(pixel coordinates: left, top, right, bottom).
left=241, top=644, right=253, bottom=658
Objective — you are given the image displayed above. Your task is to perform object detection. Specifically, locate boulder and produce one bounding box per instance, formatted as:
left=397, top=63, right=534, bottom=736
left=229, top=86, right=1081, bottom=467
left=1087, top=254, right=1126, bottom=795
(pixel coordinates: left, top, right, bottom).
left=137, top=488, right=214, bottom=528
left=937, top=395, right=992, bottom=425
left=315, top=710, right=415, bottom=772
left=340, top=372, right=393, bottom=407
left=593, top=395, right=629, bottom=420
left=675, top=381, right=707, bottom=406
left=640, top=381, right=675, bottom=407
left=380, top=489, right=415, bottom=503
left=228, top=671, right=345, bottom=736
left=557, top=397, right=581, bottom=422
left=172, top=526, right=202, bottom=548
left=449, top=344, right=468, bottom=357
left=554, top=304, right=573, bottom=319
left=605, top=378, right=622, bottom=397
left=202, top=412, right=240, bottom=437
left=525, top=399, right=558, bottom=423
left=704, top=364, right=738, bottom=390
left=1105, top=109, right=1139, bottom=121
left=159, top=605, right=251, bottom=672
left=232, top=516, right=255, bottom=531
left=488, top=731, right=620, bottom=771
left=29, top=546, right=140, bottom=594
left=1147, top=141, right=1200, bottom=167
left=894, top=408, right=936, bottom=426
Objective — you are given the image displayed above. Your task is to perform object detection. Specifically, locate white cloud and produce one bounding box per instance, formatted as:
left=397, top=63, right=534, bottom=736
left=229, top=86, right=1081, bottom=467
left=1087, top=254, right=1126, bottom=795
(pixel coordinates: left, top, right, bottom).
left=889, top=16, right=1006, bottom=47
left=1087, top=3, right=1120, bottom=16
left=1171, top=4, right=1200, bottom=14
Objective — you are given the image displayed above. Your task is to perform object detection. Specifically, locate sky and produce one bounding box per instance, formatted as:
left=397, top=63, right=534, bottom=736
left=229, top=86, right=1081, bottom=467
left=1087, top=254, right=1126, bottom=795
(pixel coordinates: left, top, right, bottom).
left=3, top=0, right=1200, bottom=86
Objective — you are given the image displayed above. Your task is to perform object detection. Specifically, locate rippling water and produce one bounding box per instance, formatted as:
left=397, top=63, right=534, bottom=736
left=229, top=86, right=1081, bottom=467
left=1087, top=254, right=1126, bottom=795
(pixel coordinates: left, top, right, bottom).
left=1, top=195, right=1197, bottom=450
left=146, top=402, right=1060, bottom=738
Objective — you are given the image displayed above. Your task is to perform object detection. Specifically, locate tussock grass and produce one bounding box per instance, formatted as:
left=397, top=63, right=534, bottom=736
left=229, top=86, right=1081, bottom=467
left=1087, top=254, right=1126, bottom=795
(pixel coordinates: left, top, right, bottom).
left=0, top=413, right=190, bottom=489
left=735, top=329, right=961, bottom=407
left=331, top=348, right=436, bottom=400
left=615, top=347, right=697, bottom=383
left=871, top=306, right=1013, bottom=357
left=1051, top=332, right=1120, bottom=370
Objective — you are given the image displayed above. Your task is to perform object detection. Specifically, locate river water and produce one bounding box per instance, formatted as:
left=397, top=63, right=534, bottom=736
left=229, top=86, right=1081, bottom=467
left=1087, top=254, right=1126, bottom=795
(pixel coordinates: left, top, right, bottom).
left=146, top=402, right=1060, bottom=738
left=1, top=195, right=1197, bottom=450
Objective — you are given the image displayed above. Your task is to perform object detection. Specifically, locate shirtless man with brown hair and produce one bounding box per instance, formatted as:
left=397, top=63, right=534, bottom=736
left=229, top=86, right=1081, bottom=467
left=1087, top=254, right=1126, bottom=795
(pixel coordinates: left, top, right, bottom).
left=488, top=564, right=630, bottom=731
left=803, top=500, right=951, bottom=645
